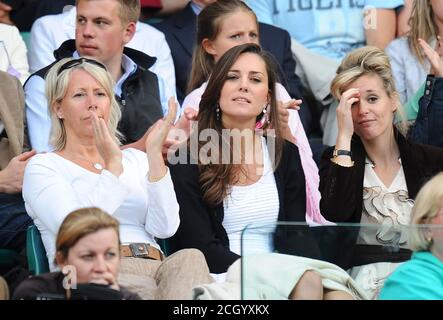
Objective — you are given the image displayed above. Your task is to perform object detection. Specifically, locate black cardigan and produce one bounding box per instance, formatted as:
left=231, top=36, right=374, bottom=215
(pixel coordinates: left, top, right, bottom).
left=318, top=129, right=443, bottom=268
left=168, top=141, right=307, bottom=273
left=319, top=128, right=443, bottom=223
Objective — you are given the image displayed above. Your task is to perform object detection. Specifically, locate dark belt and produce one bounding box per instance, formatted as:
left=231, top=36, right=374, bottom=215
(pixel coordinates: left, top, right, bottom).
left=120, top=243, right=164, bottom=261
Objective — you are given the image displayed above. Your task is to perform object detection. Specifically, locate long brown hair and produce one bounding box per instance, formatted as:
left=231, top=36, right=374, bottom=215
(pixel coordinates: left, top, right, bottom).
left=194, top=43, right=283, bottom=207
left=187, top=0, right=257, bottom=93
left=408, top=0, right=438, bottom=65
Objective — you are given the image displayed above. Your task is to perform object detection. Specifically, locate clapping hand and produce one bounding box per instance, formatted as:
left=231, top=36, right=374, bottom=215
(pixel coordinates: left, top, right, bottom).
left=145, top=98, right=178, bottom=181
left=418, top=37, right=443, bottom=77
left=145, top=97, right=179, bottom=156
left=91, top=112, right=123, bottom=176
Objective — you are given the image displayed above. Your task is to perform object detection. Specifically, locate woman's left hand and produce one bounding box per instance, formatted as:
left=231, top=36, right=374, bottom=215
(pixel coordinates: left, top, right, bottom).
left=145, top=97, right=178, bottom=181
left=145, top=97, right=178, bottom=156
left=419, top=37, right=443, bottom=77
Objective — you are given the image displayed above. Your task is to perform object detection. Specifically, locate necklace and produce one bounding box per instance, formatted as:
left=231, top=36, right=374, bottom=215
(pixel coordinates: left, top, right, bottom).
left=366, top=156, right=401, bottom=168
left=93, top=162, right=104, bottom=170
left=61, top=151, right=104, bottom=171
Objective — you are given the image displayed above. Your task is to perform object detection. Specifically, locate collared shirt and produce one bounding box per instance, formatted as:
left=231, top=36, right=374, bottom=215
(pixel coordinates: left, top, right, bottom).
left=74, top=52, right=178, bottom=120
left=71, top=51, right=137, bottom=99
left=190, top=2, right=203, bottom=15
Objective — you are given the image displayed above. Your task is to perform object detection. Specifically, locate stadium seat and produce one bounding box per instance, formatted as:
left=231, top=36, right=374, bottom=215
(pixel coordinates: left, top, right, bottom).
left=20, top=32, right=31, bottom=49
left=26, top=225, right=49, bottom=275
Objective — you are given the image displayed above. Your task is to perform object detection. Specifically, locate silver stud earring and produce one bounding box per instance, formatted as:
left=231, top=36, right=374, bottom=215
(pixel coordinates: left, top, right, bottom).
left=216, top=103, right=220, bottom=121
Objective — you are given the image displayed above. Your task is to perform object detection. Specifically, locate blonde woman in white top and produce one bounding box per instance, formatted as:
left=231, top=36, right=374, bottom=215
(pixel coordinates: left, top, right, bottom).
left=23, top=57, right=213, bottom=299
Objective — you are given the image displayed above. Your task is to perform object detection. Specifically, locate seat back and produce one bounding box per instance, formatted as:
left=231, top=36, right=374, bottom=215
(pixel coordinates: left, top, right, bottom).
left=26, top=225, right=49, bottom=275
left=20, top=32, right=31, bottom=49
left=0, top=249, right=21, bottom=272
left=157, top=238, right=170, bottom=257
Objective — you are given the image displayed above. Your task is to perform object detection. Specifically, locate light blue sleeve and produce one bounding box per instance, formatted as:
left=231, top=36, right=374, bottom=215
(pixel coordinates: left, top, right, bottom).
left=25, top=75, right=53, bottom=152
left=385, top=39, right=408, bottom=105
left=365, top=0, right=404, bottom=9
left=157, top=75, right=181, bottom=122
left=244, top=0, right=274, bottom=25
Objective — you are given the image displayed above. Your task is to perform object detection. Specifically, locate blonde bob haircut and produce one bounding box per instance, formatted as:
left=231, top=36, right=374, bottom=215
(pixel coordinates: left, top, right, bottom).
left=55, top=207, right=120, bottom=265
left=330, top=46, right=408, bottom=134
left=409, top=172, right=443, bottom=252
left=45, top=57, right=123, bottom=151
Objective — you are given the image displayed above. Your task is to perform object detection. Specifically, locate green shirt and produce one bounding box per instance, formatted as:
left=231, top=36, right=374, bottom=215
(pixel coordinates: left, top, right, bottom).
left=403, top=83, right=425, bottom=121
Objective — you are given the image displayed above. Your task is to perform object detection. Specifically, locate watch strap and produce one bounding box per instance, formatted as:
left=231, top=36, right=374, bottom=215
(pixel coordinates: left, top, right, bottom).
left=333, top=149, right=352, bottom=157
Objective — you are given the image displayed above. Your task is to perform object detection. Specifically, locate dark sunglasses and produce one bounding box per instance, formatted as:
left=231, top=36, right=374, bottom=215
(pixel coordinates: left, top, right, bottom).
left=57, top=57, right=107, bottom=76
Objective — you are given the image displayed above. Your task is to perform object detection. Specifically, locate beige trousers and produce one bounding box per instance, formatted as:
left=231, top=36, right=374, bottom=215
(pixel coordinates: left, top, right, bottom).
left=0, top=276, right=9, bottom=300
left=117, top=248, right=214, bottom=300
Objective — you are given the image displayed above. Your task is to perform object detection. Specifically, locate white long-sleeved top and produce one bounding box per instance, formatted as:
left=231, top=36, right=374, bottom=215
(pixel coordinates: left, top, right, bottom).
left=22, top=148, right=180, bottom=270
left=28, top=6, right=176, bottom=90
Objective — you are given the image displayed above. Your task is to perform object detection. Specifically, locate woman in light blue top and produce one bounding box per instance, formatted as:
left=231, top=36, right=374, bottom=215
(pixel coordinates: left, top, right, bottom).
left=385, top=0, right=443, bottom=113
left=380, top=172, right=443, bottom=300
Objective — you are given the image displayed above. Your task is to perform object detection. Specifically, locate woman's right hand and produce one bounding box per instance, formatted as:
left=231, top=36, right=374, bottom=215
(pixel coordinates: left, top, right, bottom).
left=276, top=99, right=302, bottom=144
left=91, top=112, right=123, bottom=176
left=90, top=272, right=120, bottom=291
left=336, top=88, right=359, bottom=144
